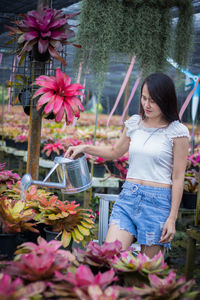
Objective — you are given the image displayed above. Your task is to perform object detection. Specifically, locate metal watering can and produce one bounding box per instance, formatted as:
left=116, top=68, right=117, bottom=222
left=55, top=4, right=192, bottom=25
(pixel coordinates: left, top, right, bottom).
left=21, top=154, right=92, bottom=194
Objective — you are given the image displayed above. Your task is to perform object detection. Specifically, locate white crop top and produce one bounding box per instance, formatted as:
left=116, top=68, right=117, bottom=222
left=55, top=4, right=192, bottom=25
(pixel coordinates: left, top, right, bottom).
left=124, top=114, right=190, bottom=185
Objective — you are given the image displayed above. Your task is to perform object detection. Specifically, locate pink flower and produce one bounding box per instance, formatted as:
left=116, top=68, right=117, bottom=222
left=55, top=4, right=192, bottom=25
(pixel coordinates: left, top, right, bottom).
left=5, top=6, right=80, bottom=65
left=41, top=142, right=65, bottom=157
left=34, top=68, right=85, bottom=123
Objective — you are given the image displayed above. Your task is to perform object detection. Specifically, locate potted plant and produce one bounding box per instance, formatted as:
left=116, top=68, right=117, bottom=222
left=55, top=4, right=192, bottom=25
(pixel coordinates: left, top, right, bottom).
left=0, top=163, right=20, bottom=189
left=0, top=273, right=46, bottom=300
left=41, top=141, right=66, bottom=160
left=33, top=195, right=95, bottom=249
left=5, top=5, right=80, bottom=65
left=34, top=68, right=85, bottom=123
left=124, top=271, right=198, bottom=299
left=0, top=195, right=39, bottom=259
left=13, top=134, right=28, bottom=151
left=187, top=145, right=200, bottom=172
left=4, top=236, right=74, bottom=299
left=112, top=250, right=168, bottom=287
left=73, top=240, right=123, bottom=274
left=182, top=170, right=199, bottom=209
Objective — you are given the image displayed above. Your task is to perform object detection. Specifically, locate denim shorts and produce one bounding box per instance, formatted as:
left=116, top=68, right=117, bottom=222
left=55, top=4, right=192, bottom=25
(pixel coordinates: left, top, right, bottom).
left=109, top=180, right=172, bottom=248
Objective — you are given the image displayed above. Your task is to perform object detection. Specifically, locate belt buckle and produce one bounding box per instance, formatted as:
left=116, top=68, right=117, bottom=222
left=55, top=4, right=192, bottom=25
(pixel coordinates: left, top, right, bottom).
left=132, top=184, right=138, bottom=192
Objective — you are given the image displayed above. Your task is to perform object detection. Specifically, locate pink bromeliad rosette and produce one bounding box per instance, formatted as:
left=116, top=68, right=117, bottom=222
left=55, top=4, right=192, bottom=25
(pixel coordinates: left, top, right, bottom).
left=34, top=68, right=85, bottom=124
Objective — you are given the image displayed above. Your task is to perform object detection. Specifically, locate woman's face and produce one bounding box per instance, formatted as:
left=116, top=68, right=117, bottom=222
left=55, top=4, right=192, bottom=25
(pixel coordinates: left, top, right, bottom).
left=141, top=83, right=163, bottom=120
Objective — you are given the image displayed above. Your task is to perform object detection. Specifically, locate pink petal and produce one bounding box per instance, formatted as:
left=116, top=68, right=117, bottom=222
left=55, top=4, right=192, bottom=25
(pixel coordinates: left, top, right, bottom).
left=66, top=83, right=84, bottom=91
left=70, top=97, right=84, bottom=112
left=67, top=98, right=80, bottom=117
left=24, top=31, right=39, bottom=41
left=49, top=18, right=67, bottom=30
left=37, top=91, right=54, bottom=110
left=53, top=95, right=63, bottom=114
left=64, top=102, right=73, bottom=123
left=64, top=91, right=85, bottom=97
left=38, top=38, right=49, bottom=53
left=33, top=87, right=50, bottom=98
left=36, top=75, right=55, bottom=81
left=55, top=105, right=64, bottom=122
left=48, top=45, right=67, bottom=66
left=44, top=98, right=55, bottom=114
left=24, top=15, right=38, bottom=29
left=76, top=265, right=94, bottom=285
left=51, top=31, right=68, bottom=40
left=56, top=68, right=65, bottom=88
left=97, top=269, right=117, bottom=287
left=149, top=274, right=162, bottom=287
left=63, top=74, right=71, bottom=86
left=36, top=78, right=57, bottom=90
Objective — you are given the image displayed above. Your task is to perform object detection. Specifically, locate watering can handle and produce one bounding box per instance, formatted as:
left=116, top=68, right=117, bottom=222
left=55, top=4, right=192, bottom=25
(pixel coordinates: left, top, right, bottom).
left=43, top=163, right=60, bottom=183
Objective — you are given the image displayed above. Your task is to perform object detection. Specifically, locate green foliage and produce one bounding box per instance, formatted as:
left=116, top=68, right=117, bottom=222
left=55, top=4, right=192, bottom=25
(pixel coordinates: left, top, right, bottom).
left=174, top=0, right=194, bottom=67
left=75, top=0, right=194, bottom=81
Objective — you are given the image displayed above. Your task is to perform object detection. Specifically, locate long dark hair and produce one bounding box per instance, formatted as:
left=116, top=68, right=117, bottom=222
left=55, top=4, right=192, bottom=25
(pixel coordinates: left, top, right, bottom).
left=139, top=72, right=180, bottom=122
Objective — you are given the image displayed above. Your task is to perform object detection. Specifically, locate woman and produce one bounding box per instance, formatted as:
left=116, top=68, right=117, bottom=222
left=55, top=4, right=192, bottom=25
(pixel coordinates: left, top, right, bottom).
left=65, top=72, right=190, bottom=258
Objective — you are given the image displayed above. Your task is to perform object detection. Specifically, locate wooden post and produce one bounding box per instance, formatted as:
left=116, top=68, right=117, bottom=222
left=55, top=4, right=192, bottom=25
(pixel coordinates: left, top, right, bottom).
left=185, top=231, right=196, bottom=280
left=26, top=0, right=49, bottom=180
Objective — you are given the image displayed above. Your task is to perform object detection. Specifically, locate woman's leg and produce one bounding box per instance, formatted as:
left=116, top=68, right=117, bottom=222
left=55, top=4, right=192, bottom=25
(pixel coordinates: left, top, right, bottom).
left=105, top=224, right=135, bottom=250
left=141, top=244, right=165, bottom=258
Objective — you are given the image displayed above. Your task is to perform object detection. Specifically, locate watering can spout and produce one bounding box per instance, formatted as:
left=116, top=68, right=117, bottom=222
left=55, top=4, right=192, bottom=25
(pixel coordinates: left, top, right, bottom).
left=21, top=174, right=33, bottom=191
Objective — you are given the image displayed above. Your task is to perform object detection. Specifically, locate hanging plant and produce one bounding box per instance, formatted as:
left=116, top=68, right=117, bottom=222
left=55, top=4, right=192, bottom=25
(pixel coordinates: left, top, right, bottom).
left=74, top=0, right=120, bottom=86
left=75, top=0, right=194, bottom=79
left=173, top=0, right=194, bottom=67
left=5, top=5, right=80, bottom=65
left=132, top=3, right=172, bottom=75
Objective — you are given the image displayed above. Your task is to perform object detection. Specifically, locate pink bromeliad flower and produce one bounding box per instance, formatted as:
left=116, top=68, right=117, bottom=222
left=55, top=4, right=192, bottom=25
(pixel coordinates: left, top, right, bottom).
left=5, top=6, right=80, bottom=65
left=34, top=68, right=85, bottom=123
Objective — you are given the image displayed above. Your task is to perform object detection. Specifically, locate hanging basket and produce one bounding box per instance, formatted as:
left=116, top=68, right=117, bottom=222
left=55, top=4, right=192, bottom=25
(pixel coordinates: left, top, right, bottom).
left=31, top=44, right=50, bottom=62
left=18, top=88, right=55, bottom=119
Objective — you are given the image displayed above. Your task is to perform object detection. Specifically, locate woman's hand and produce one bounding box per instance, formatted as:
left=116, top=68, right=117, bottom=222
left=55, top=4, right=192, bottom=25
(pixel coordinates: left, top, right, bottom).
left=65, top=144, right=87, bottom=159
left=159, top=217, right=176, bottom=244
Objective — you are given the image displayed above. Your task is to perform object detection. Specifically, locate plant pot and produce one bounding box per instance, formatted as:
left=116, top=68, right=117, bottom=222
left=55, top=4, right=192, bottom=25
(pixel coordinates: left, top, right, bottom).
left=18, top=230, right=40, bottom=245
left=5, top=138, right=16, bottom=148
left=31, top=44, right=50, bottom=62
left=182, top=191, right=197, bottom=209
left=42, top=151, right=64, bottom=161
left=0, top=233, right=18, bottom=260
left=18, top=88, right=31, bottom=115
left=43, top=111, right=56, bottom=120
left=14, top=141, right=28, bottom=151
left=18, top=88, right=54, bottom=118
left=88, top=163, right=106, bottom=178
left=106, top=161, right=120, bottom=176
left=44, top=227, right=73, bottom=251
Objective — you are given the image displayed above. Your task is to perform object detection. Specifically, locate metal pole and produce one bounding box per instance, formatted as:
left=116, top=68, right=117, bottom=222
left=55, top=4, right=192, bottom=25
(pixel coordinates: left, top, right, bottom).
left=26, top=0, right=50, bottom=179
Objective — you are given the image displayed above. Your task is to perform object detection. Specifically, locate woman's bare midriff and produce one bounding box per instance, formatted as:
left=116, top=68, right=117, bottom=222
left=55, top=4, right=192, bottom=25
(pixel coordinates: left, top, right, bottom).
left=127, top=178, right=172, bottom=188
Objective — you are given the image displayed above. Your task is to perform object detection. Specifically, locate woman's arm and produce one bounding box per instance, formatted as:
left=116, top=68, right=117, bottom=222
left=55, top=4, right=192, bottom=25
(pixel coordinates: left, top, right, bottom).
left=159, top=136, right=189, bottom=244
left=65, top=127, right=130, bottom=160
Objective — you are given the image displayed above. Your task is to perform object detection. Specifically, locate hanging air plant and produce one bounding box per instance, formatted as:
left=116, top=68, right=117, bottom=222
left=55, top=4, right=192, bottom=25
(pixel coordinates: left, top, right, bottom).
left=74, top=0, right=120, bottom=85
left=174, top=0, right=194, bottom=67
left=5, top=5, right=80, bottom=65
left=75, top=0, right=194, bottom=79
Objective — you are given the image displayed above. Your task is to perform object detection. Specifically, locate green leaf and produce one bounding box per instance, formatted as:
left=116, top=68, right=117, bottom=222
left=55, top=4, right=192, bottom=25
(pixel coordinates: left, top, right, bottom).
left=71, top=231, right=80, bottom=243
left=80, top=221, right=94, bottom=229
left=61, top=230, right=71, bottom=248
left=74, top=228, right=84, bottom=241
left=77, top=225, right=90, bottom=236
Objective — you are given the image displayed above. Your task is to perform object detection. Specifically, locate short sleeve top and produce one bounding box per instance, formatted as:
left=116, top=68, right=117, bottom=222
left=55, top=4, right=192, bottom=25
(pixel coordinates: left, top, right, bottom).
left=124, top=114, right=190, bottom=185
